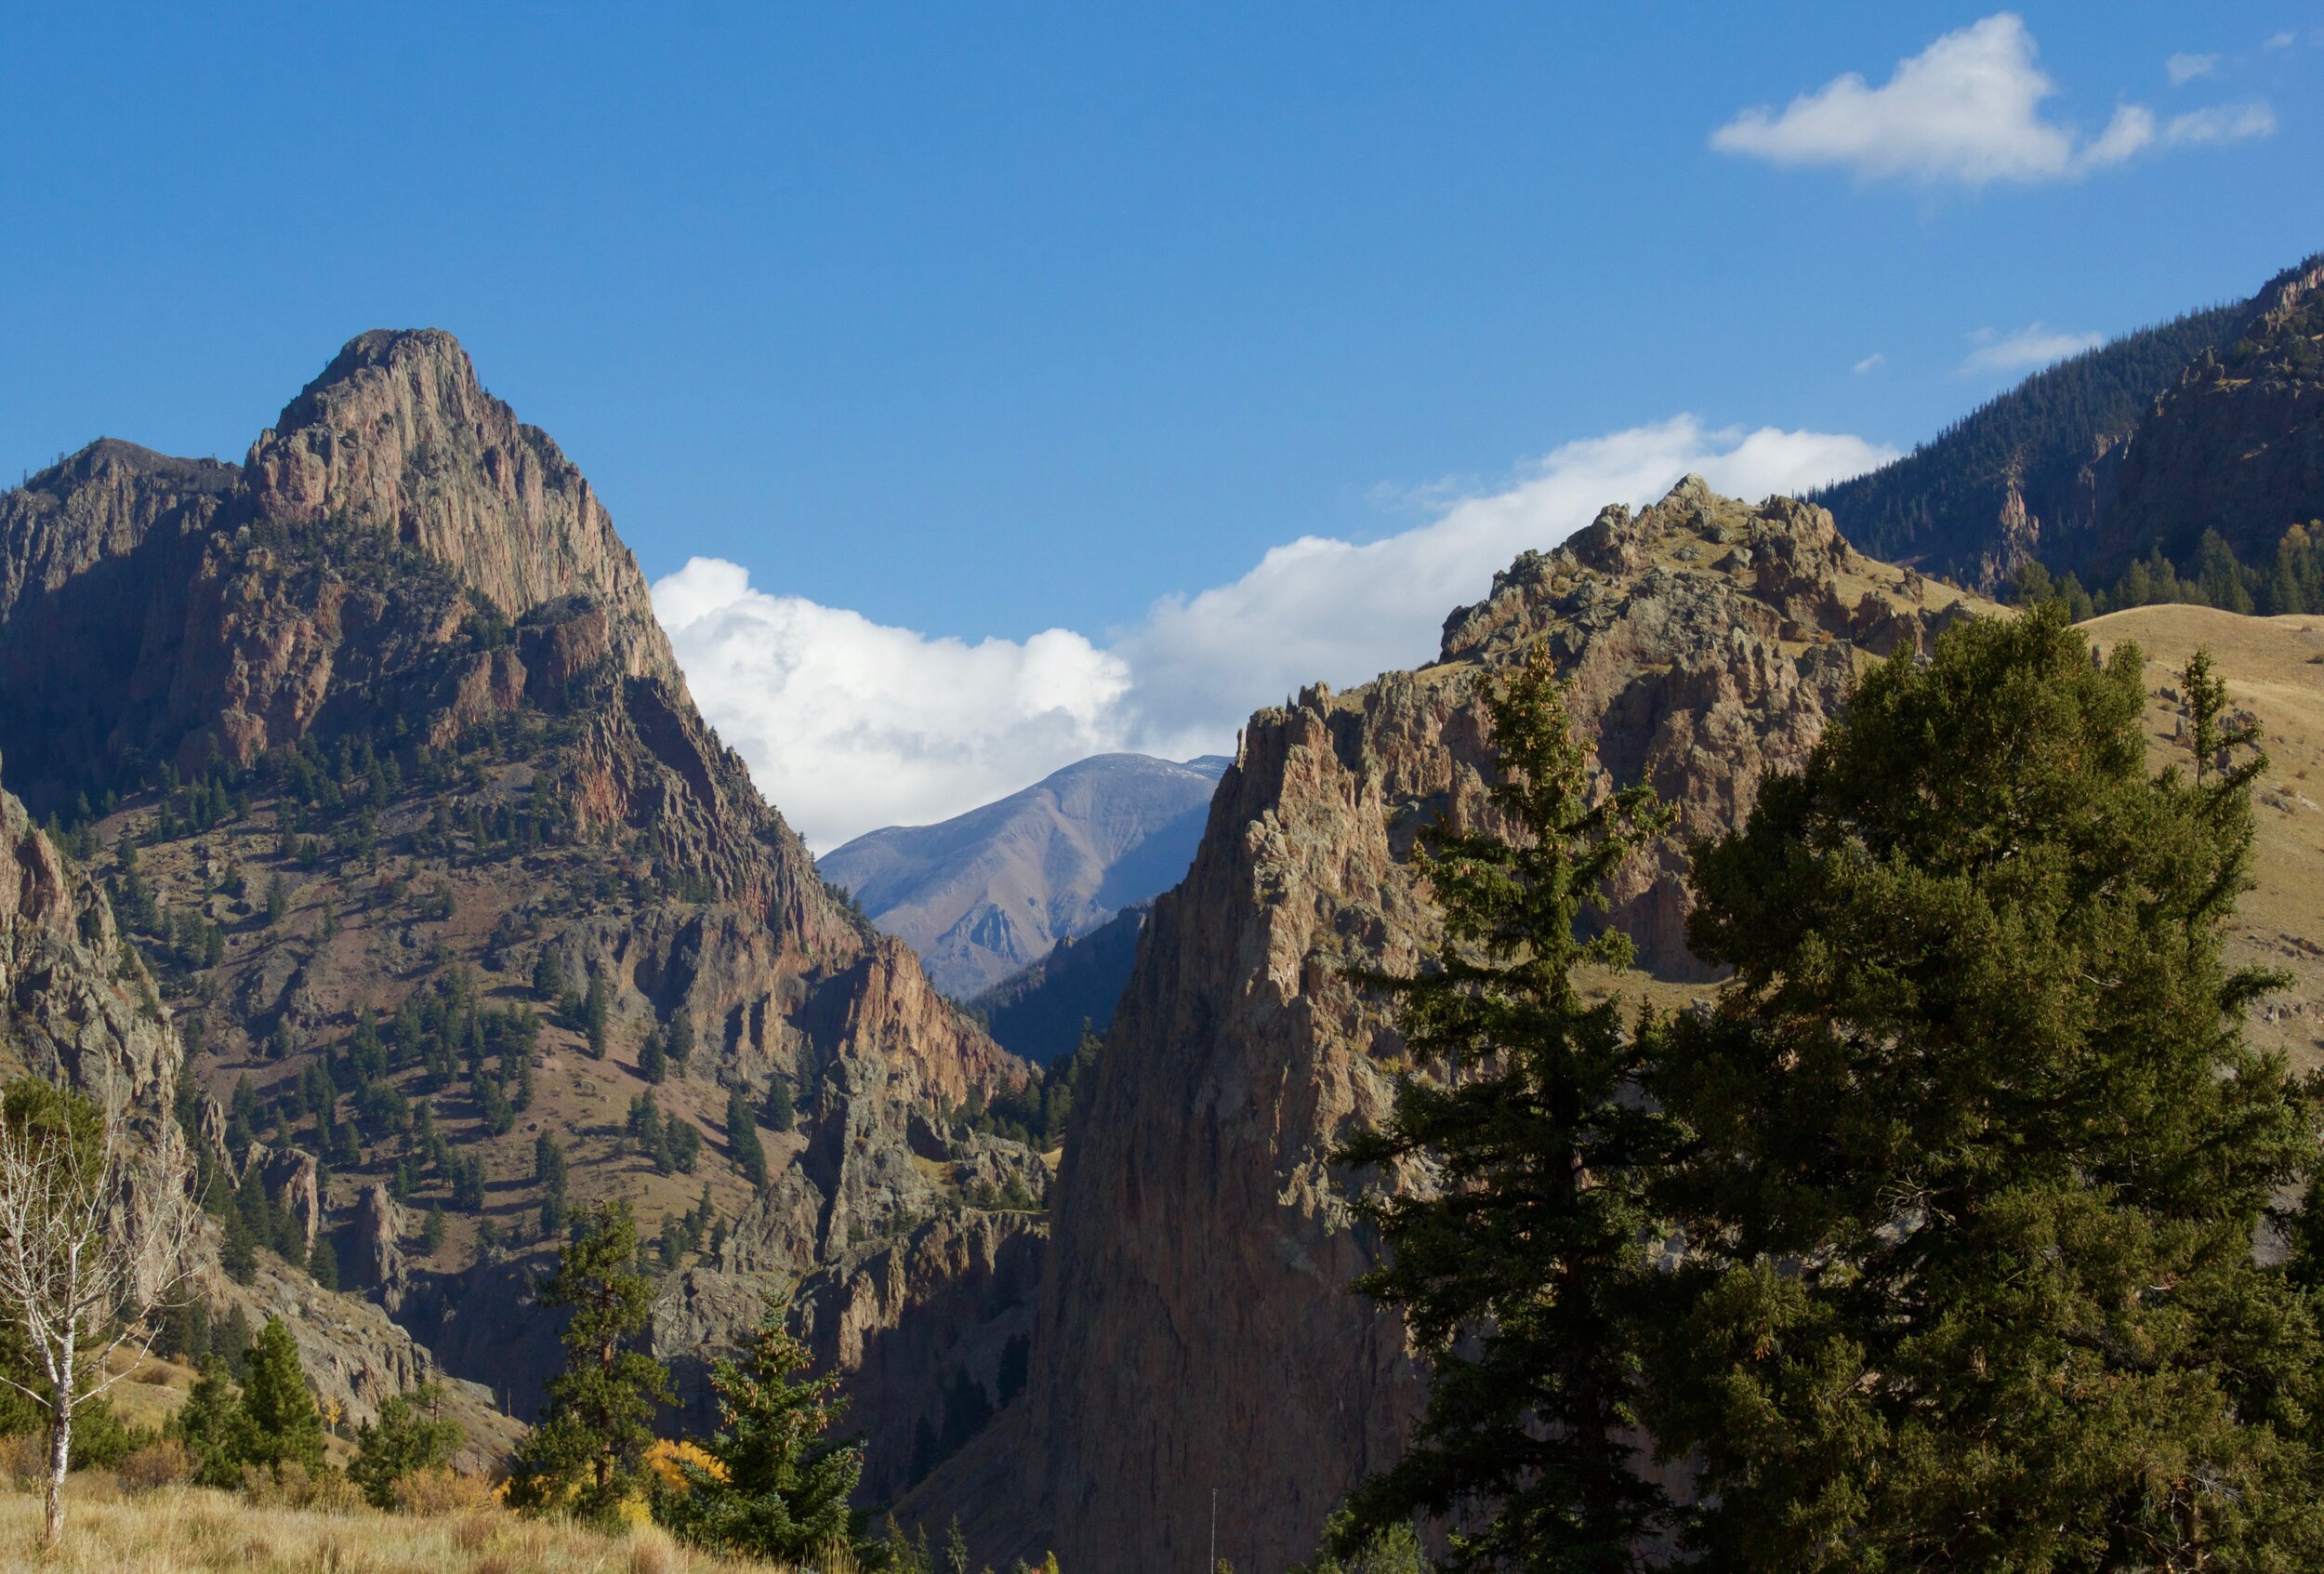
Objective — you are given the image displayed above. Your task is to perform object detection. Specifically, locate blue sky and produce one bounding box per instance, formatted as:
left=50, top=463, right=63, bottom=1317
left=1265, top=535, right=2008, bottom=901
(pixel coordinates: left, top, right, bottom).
left=3, top=5, right=2317, bottom=845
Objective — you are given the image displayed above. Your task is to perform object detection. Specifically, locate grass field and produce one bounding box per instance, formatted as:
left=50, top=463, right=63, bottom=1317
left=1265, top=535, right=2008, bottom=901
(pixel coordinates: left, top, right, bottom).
left=0, top=1478, right=793, bottom=1574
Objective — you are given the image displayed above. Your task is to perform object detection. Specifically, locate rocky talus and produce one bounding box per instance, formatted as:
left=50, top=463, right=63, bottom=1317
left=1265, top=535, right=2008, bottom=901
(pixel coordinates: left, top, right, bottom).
left=0, top=330, right=1038, bottom=1479
left=911, top=481, right=1994, bottom=1571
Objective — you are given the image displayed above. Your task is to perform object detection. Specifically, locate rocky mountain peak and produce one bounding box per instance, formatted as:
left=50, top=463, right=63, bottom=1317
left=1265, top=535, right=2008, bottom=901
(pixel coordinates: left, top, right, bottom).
left=246, top=327, right=677, bottom=685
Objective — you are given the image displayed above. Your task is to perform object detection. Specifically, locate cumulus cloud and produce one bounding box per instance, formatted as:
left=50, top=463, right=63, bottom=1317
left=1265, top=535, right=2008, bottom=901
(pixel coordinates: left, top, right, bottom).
left=658, top=418, right=1896, bottom=851
left=1711, top=13, right=2266, bottom=185
left=1960, top=323, right=2105, bottom=376
left=2166, top=52, right=2220, bottom=85
left=654, top=562, right=1131, bottom=853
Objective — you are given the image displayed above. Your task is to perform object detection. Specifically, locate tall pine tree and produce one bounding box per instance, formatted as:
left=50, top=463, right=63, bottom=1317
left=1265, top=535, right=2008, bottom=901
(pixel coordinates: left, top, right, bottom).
left=1332, top=646, right=1676, bottom=1572
left=506, top=1201, right=671, bottom=1523
left=1645, top=605, right=2324, bottom=1569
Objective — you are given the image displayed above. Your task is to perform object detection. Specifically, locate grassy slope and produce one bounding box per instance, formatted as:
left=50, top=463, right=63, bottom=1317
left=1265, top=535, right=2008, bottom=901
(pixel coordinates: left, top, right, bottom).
left=0, top=1482, right=786, bottom=1574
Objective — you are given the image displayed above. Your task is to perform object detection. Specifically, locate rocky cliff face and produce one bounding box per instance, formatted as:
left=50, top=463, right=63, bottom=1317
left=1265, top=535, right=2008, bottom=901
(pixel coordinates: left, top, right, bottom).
left=2104, top=257, right=2324, bottom=574
left=918, top=481, right=1994, bottom=1572
left=0, top=331, right=1037, bottom=1480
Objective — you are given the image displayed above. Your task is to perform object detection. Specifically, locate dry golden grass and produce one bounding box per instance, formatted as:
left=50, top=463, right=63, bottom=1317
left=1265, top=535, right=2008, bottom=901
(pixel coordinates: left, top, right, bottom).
left=0, top=1477, right=794, bottom=1574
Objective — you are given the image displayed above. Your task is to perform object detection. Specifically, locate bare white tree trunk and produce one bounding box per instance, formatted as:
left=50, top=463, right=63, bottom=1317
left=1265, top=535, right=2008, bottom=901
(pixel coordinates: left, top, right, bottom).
left=43, top=1333, right=71, bottom=1549
left=0, top=1085, right=199, bottom=1550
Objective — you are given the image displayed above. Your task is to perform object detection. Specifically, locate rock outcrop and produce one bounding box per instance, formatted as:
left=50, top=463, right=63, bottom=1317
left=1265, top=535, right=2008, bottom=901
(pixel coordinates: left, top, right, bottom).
left=916, top=482, right=1996, bottom=1571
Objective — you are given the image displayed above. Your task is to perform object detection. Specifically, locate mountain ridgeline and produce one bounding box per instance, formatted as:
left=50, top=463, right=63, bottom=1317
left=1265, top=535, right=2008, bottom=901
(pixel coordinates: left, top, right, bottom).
left=1815, top=254, right=2324, bottom=592
left=819, top=752, right=1227, bottom=999
left=0, top=330, right=1049, bottom=1496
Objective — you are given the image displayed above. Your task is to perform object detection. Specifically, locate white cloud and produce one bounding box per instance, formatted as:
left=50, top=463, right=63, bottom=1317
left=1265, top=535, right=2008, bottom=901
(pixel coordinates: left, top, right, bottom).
left=2264, top=32, right=2296, bottom=51
left=2166, top=52, right=2220, bottom=85
left=654, top=562, right=1131, bottom=853
left=1853, top=352, right=1887, bottom=374
left=657, top=419, right=1896, bottom=851
left=1960, top=323, right=2105, bottom=376
left=1711, top=13, right=2266, bottom=185
left=2163, top=101, right=2277, bottom=144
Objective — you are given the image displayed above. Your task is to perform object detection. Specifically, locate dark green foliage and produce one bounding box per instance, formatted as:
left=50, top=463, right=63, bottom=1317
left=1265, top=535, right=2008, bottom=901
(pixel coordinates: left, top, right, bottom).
left=536, top=1132, right=569, bottom=1239
left=2270, top=523, right=2324, bottom=615
left=656, top=1306, right=871, bottom=1561
left=1331, top=646, right=1676, bottom=1573
left=506, top=1201, right=671, bottom=1523
left=626, top=1091, right=699, bottom=1174
left=760, top=1076, right=794, bottom=1133
left=220, top=1208, right=259, bottom=1284
left=667, top=1012, right=695, bottom=1069
left=583, top=971, right=611, bottom=1059
left=165, top=1311, right=323, bottom=1488
left=1644, top=606, right=2324, bottom=1568
left=307, top=1235, right=339, bottom=1290
left=2017, top=522, right=2324, bottom=619
left=350, top=1383, right=464, bottom=1508
left=263, top=871, right=289, bottom=924
left=639, top=1029, right=667, bottom=1085
left=237, top=1317, right=326, bottom=1474
left=532, top=939, right=564, bottom=999
left=728, top=1086, right=768, bottom=1190
left=168, top=1356, right=250, bottom=1488
left=958, top=1028, right=1098, bottom=1150
left=217, top=1307, right=253, bottom=1382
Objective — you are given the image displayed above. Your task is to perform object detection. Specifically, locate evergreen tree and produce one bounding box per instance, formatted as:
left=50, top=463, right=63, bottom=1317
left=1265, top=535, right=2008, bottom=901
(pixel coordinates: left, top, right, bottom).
left=532, top=946, right=565, bottom=1002
left=1644, top=605, right=2324, bottom=1569
left=667, top=1012, right=695, bottom=1071
left=219, top=1207, right=259, bottom=1284
left=237, top=1316, right=325, bottom=1474
left=167, top=1356, right=249, bottom=1488
left=640, top=1029, right=667, bottom=1085
left=307, top=1234, right=339, bottom=1290
left=657, top=1306, right=871, bottom=1561
left=350, top=1382, right=465, bottom=1508
left=536, top=1131, right=570, bottom=1239
left=1329, top=646, right=1676, bottom=1572
left=728, top=1086, right=768, bottom=1189
left=583, top=971, right=611, bottom=1059
left=2195, top=526, right=2256, bottom=613
left=761, top=1076, right=795, bottom=1134
left=263, top=871, right=290, bottom=925
left=506, top=1201, right=671, bottom=1523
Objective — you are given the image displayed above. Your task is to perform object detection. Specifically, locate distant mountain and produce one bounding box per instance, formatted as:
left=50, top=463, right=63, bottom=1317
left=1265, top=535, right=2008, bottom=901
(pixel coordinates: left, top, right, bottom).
left=819, top=754, right=1228, bottom=998
left=970, top=903, right=1151, bottom=1065
left=1814, top=254, right=2324, bottom=590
